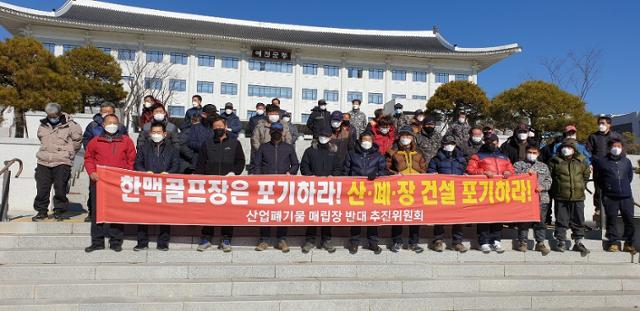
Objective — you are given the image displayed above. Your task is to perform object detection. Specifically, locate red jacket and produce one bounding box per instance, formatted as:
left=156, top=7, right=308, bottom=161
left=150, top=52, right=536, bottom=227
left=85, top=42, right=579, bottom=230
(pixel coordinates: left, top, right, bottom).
left=372, top=124, right=395, bottom=156
left=466, top=146, right=515, bottom=175
left=85, top=134, right=136, bottom=175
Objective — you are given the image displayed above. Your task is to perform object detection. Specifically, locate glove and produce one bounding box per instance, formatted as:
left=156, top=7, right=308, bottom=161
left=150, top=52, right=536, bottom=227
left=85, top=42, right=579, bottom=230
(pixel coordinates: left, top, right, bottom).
left=367, top=172, right=377, bottom=181
left=226, top=172, right=236, bottom=176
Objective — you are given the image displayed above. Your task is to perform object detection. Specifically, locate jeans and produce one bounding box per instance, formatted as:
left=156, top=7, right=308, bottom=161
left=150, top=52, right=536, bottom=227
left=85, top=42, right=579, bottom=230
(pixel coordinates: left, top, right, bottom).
left=33, top=164, right=71, bottom=214
left=89, top=182, right=124, bottom=247
left=305, top=226, right=332, bottom=243
left=554, top=201, right=585, bottom=241
left=518, top=203, right=550, bottom=243
left=477, top=223, right=502, bottom=245
left=603, top=196, right=636, bottom=244
left=433, top=225, right=464, bottom=244
left=391, top=225, right=420, bottom=244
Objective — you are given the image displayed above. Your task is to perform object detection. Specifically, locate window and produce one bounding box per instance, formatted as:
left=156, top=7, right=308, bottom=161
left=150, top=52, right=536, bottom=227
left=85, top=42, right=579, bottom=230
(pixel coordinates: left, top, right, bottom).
left=63, top=44, right=78, bottom=54
left=302, top=88, right=317, bottom=101
left=347, top=67, right=363, bottom=79
left=436, top=72, right=449, bottom=83
left=412, top=95, right=427, bottom=100
left=323, top=65, right=340, bottom=77
left=168, top=105, right=185, bottom=117
left=303, top=64, right=318, bottom=75
left=247, top=110, right=258, bottom=119
left=347, top=91, right=363, bottom=102
left=220, top=82, right=238, bottom=95
left=301, top=113, right=311, bottom=124
left=248, top=85, right=292, bottom=99
left=369, top=68, right=384, bottom=80
left=118, top=49, right=135, bottom=61
left=121, top=76, right=133, bottom=84
left=170, top=52, right=188, bottom=65
left=197, top=81, right=214, bottom=93
left=368, top=92, right=383, bottom=104
left=221, top=57, right=239, bottom=69
left=248, top=60, right=293, bottom=73
left=97, top=47, right=111, bottom=54
left=392, top=69, right=407, bottom=81
left=146, top=50, right=164, bottom=63
left=43, top=43, right=56, bottom=54
left=413, top=71, right=427, bottom=82
left=392, top=94, right=406, bottom=100
left=144, top=78, right=162, bottom=90
left=198, top=54, right=215, bottom=67
left=455, top=73, right=469, bottom=81
left=324, top=90, right=339, bottom=102
left=169, top=79, right=186, bottom=92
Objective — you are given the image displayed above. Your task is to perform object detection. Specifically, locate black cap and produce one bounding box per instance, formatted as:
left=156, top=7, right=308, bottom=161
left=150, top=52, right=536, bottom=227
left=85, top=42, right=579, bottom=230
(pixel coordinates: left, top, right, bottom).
left=394, top=103, right=403, bottom=109
left=225, top=102, right=233, bottom=109
left=484, top=133, right=499, bottom=143
left=319, top=127, right=333, bottom=137
left=422, top=116, right=436, bottom=126
left=202, top=104, right=217, bottom=115
left=442, top=135, right=456, bottom=144
left=360, top=130, right=374, bottom=140
left=398, top=125, right=414, bottom=136
left=318, top=99, right=327, bottom=106
left=330, top=111, right=343, bottom=121
left=256, top=102, right=265, bottom=108
left=414, top=109, right=424, bottom=115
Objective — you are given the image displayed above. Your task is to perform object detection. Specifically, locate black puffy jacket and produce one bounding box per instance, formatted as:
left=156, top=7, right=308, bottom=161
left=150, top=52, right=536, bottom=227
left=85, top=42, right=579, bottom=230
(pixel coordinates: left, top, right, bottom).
left=306, top=106, right=331, bottom=139
left=344, top=143, right=387, bottom=177
left=300, top=142, right=343, bottom=177
left=593, top=154, right=634, bottom=199
left=252, top=141, right=299, bottom=175
left=134, top=141, right=182, bottom=174
left=195, top=137, right=245, bottom=176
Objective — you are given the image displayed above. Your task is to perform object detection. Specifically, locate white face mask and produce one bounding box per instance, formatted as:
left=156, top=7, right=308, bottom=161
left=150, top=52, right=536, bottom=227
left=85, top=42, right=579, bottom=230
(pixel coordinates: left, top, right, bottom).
left=526, top=153, right=538, bottom=162
left=416, top=116, right=425, bottom=122
left=400, top=137, right=412, bottom=146
left=458, top=118, right=466, bottom=123
left=443, top=144, right=456, bottom=152
left=318, top=136, right=331, bottom=145
left=352, top=105, right=360, bottom=110
left=150, top=133, right=164, bottom=143
left=256, top=109, right=265, bottom=115
left=517, top=133, right=528, bottom=141
left=379, top=127, right=390, bottom=135
left=225, top=109, right=233, bottom=115
left=561, top=147, right=574, bottom=157
left=144, top=102, right=153, bottom=109
left=472, top=136, right=483, bottom=143
left=192, top=101, right=200, bottom=108
left=395, top=109, right=402, bottom=115
left=361, top=141, right=373, bottom=150
left=282, top=117, right=291, bottom=123
left=319, top=105, right=327, bottom=111
left=153, top=113, right=165, bottom=121
left=598, top=124, right=608, bottom=133
left=331, top=121, right=342, bottom=129
left=567, top=134, right=577, bottom=140
left=610, top=147, right=622, bottom=156
left=104, top=124, right=118, bottom=134
left=268, top=115, right=280, bottom=123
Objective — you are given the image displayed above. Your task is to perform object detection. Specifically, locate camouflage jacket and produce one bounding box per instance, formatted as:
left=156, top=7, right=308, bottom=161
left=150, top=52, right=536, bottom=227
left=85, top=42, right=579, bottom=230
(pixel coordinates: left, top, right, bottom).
left=392, top=114, right=412, bottom=133
left=349, top=110, right=368, bottom=136
left=446, top=121, right=471, bottom=146
left=514, top=160, right=552, bottom=204
left=416, top=130, right=442, bottom=163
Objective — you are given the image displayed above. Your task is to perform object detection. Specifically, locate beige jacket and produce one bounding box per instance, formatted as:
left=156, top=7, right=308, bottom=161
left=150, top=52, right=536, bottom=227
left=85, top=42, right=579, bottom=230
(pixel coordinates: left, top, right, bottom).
left=36, top=113, right=83, bottom=167
left=251, top=119, right=293, bottom=152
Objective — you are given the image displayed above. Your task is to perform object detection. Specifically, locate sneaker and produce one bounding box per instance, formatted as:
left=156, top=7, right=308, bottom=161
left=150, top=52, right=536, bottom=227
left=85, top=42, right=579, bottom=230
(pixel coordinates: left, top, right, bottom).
left=623, top=243, right=637, bottom=255
left=301, top=241, right=315, bottom=254
left=255, top=241, right=269, bottom=251
left=517, top=241, right=528, bottom=252
left=157, top=245, right=169, bottom=251
left=84, top=244, right=105, bottom=253
left=388, top=242, right=402, bottom=253
left=276, top=240, right=290, bottom=253
left=321, top=240, right=336, bottom=253
left=493, top=241, right=505, bottom=254
left=31, top=212, right=48, bottom=222
left=348, top=243, right=359, bottom=254
left=408, top=244, right=424, bottom=253
left=369, top=243, right=382, bottom=254
left=196, top=240, right=212, bottom=252
left=555, top=240, right=566, bottom=252
left=480, top=244, right=491, bottom=254
left=84, top=215, right=91, bottom=222
left=534, top=242, right=550, bottom=256
left=453, top=243, right=468, bottom=253
left=607, top=244, right=620, bottom=252
left=572, top=242, right=590, bottom=257
left=432, top=240, right=445, bottom=252
left=109, top=244, right=122, bottom=252
left=133, top=244, right=149, bottom=251
left=218, top=240, right=232, bottom=253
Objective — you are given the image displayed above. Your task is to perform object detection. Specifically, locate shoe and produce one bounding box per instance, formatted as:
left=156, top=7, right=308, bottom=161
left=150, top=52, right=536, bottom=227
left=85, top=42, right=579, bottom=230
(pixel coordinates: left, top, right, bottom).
left=321, top=240, right=336, bottom=253
left=133, top=244, right=148, bottom=251
left=255, top=241, right=269, bottom=251
left=157, top=245, right=169, bottom=251
left=388, top=242, right=402, bottom=253
left=53, top=212, right=65, bottom=221
left=218, top=240, right=232, bottom=253
left=432, top=240, right=445, bottom=252
left=84, top=244, right=105, bottom=253
left=534, top=242, right=550, bottom=256
left=31, top=212, right=48, bottom=222
left=276, top=240, right=290, bottom=253
left=408, top=244, right=424, bottom=253
left=493, top=241, right=505, bottom=254
left=84, top=215, right=91, bottom=222
left=572, top=241, right=590, bottom=257
left=480, top=244, right=491, bottom=254
left=110, top=244, right=122, bottom=252
left=517, top=241, right=528, bottom=252
left=369, top=243, right=382, bottom=254
left=555, top=240, right=566, bottom=252
left=301, top=241, right=315, bottom=254
left=197, top=240, right=212, bottom=252
left=623, top=243, right=637, bottom=255
left=607, top=244, right=620, bottom=252
left=348, top=243, right=359, bottom=254
left=453, top=243, right=468, bottom=253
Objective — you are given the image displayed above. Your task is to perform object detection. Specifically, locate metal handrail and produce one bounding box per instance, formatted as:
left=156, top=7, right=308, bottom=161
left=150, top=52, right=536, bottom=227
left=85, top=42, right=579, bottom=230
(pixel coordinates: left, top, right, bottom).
left=0, top=158, right=23, bottom=222
left=0, top=158, right=23, bottom=178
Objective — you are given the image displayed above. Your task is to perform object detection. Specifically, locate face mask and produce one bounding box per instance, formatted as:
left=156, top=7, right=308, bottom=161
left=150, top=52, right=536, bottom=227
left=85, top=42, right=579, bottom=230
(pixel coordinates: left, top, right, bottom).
left=319, top=105, right=327, bottom=111
left=416, top=116, right=425, bottom=122
left=192, top=101, right=200, bottom=108
left=526, top=153, right=538, bottom=162
left=318, top=136, right=331, bottom=145
left=400, top=137, right=412, bottom=146
left=528, top=131, right=535, bottom=138
left=379, top=127, right=390, bottom=135
left=225, top=109, right=233, bottom=115
left=395, top=109, right=402, bottom=115
left=150, top=133, right=164, bottom=143
left=282, top=117, right=290, bottom=123
left=213, top=128, right=226, bottom=138
left=610, top=147, right=622, bottom=156
left=256, top=109, right=265, bottom=115
left=270, top=131, right=283, bottom=142
left=361, top=141, right=372, bottom=150
left=598, top=124, right=608, bottom=133
left=486, top=144, right=497, bottom=152
left=343, top=120, right=351, bottom=127
left=472, top=136, right=483, bottom=143
left=48, top=117, right=60, bottom=125
left=153, top=113, right=165, bottom=121
left=104, top=124, right=118, bottom=134
left=458, top=118, right=466, bottom=123
left=423, top=127, right=435, bottom=134
left=144, top=102, right=153, bottom=109
left=443, top=144, right=456, bottom=152
left=352, top=105, right=360, bottom=110
left=517, top=133, right=528, bottom=141
left=567, top=134, right=577, bottom=140
left=331, top=121, right=342, bottom=129
left=268, top=115, right=280, bottom=123
left=561, top=147, right=574, bottom=157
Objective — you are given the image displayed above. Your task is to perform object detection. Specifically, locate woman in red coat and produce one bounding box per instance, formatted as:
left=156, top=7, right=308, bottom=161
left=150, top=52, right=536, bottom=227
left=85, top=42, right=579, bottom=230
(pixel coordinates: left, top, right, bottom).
left=138, top=95, right=167, bottom=130
left=371, top=115, right=395, bottom=155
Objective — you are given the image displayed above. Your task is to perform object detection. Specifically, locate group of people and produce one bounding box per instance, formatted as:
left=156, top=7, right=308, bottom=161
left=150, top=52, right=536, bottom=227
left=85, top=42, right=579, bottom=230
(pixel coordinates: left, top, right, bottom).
left=31, top=96, right=637, bottom=255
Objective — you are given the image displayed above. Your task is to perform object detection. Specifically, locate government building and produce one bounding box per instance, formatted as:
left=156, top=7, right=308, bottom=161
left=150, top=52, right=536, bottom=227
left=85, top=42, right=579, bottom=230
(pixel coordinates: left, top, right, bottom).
left=0, top=0, right=521, bottom=123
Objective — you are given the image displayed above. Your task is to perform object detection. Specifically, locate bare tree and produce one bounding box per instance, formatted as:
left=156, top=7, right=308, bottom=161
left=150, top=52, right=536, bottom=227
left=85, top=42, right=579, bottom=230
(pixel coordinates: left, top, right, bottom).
left=538, top=48, right=602, bottom=101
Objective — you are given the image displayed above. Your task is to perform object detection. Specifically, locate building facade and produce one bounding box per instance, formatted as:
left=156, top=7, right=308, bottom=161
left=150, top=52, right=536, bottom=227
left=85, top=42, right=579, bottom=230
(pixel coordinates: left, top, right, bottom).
left=0, top=0, right=521, bottom=123
left=612, top=112, right=640, bottom=143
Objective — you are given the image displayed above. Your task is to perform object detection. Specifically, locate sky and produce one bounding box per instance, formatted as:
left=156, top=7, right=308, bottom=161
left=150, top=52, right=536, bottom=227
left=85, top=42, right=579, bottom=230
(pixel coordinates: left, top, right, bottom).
left=1, top=0, right=639, bottom=115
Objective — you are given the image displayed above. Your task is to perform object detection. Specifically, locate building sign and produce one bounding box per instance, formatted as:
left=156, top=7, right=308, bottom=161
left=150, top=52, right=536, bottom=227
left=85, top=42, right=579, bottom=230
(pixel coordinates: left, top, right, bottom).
left=252, top=48, right=292, bottom=61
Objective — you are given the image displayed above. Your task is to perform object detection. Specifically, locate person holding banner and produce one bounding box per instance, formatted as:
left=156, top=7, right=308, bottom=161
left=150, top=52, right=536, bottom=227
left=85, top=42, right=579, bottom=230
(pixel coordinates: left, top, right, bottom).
left=252, top=122, right=299, bottom=252
left=84, top=114, right=136, bottom=252
left=300, top=127, right=343, bottom=253
left=195, top=117, right=246, bottom=252
left=386, top=126, right=427, bottom=253
left=427, top=135, right=469, bottom=253
left=133, top=121, right=182, bottom=251
left=466, top=133, right=514, bottom=254
left=344, top=131, right=388, bottom=254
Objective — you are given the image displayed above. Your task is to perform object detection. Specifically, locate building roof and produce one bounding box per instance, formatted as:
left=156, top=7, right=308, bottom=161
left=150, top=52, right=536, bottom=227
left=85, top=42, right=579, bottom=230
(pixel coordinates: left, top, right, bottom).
left=0, top=0, right=521, bottom=69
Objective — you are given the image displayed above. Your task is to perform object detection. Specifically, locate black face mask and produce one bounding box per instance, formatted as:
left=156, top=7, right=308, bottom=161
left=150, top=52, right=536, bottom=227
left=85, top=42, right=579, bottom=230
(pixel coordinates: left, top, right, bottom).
left=343, top=120, right=351, bottom=127
left=486, top=144, right=497, bottom=152
left=213, top=128, right=226, bottom=139
left=270, top=131, right=283, bottom=142
left=423, top=127, right=435, bottom=134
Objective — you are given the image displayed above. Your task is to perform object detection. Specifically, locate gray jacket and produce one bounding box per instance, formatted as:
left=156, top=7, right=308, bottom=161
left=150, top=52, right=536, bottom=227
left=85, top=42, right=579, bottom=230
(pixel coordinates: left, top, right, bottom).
left=514, top=160, right=552, bottom=204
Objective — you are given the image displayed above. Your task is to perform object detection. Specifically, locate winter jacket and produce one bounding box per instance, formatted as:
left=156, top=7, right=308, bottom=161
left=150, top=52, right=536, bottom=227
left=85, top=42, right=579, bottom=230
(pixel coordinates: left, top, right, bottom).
left=461, top=138, right=483, bottom=161
left=416, top=129, right=442, bottom=163
left=551, top=140, right=592, bottom=165
left=446, top=121, right=471, bottom=146
left=138, top=108, right=154, bottom=130
left=548, top=153, right=591, bottom=202
left=372, top=123, right=395, bottom=155
left=289, top=123, right=301, bottom=145
left=247, top=114, right=267, bottom=137
left=387, top=142, right=427, bottom=175
left=344, top=143, right=388, bottom=178
left=181, top=107, right=202, bottom=129
left=514, top=160, right=553, bottom=204
left=306, top=106, right=331, bottom=139
left=84, top=133, right=136, bottom=176
left=134, top=140, right=181, bottom=174
left=36, top=114, right=83, bottom=168
left=427, top=148, right=467, bottom=175
left=137, top=119, right=179, bottom=147
left=82, top=113, right=128, bottom=149
left=586, top=130, right=624, bottom=160
left=466, top=145, right=515, bottom=176
left=392, top=114, right=412, bottom=133
left=300, top=141, right=343, bottom=177
left=348, top=110, right=368, bottom=136
left=182, top=122, right=214, bottom=167
left=195, top=137, right=245, bottom=176
left=593, top=154, right=634, bottom=199
left=220, top=111, right=242, bottom=139
left=332, top=125, right=358, bottom=161
left=251, top=120, right=293, bottom=152
left=252, top=141, right=299, bottom=175
left=500, top=136, right=538, bottom=164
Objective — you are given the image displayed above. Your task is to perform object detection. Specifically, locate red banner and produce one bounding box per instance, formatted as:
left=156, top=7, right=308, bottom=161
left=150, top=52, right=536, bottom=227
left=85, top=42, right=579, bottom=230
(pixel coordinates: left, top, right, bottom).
left=96, top=166, right=540, bottom=226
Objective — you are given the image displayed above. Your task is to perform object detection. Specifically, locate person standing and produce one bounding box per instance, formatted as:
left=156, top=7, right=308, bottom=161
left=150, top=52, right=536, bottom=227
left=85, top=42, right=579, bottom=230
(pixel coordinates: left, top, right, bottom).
left=195, top=117, right=246, bottom=252
left=137, top=104, right=179, bottom=147
left=330, top=111, right=358, bottom=162
left=461, top=127, right=484, bottom=161
left=32, top=103, right=83, bottom=221
left=133, top=121, right=182, bottom=251
left=139, top=95, right=162, bottom=130
left=348, top=99, right=368, bottom=136
left=416, top=117, right=442, bottom=164
left=84, top=114, right=136, bottom=252
left=500, top=123, right=536, bottom=164
left=466, top=134, right=514, bottom=254
left=371, top=115, right=395, bottom=155
left=219, top=102, right=242, bottom=139
left=83, top=102, right=128, bottom=150
left=391, top=103, right=411, bottom=131
left=181, top=94, right=203, bottom=130
left=282, top=112, right=300, bottom=145
left=306, top=99, right=331, bottom=140
left=247, top=102, right=267, bottom=137
left=182, top=104, right=218, bottom=169
left=447, top=111, right=471, bottom=146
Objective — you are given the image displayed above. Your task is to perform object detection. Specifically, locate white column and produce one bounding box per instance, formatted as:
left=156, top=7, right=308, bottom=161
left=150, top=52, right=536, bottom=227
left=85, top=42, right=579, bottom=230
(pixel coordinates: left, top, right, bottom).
left=384, top=57, right=391, bottom=102
left=238, top=49, right=249, bottom=120
left=427, top=63, right=435, bottom=98
left=293, top=51, right=301, bottom=123
left=340, top=54, right=347, bottom=112
left=188, top=40, right=197, bottom=96
left=471, top=63, right=480, bottom=84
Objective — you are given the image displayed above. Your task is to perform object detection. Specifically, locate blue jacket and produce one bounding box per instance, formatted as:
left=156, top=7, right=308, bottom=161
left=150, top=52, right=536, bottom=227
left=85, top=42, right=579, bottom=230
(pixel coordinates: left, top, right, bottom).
left=427, top=148, right=467, bottom=175
left=134, top=140, right=182, bottom=174
left=181, top=107, right=202, bottom=129
left=220, top=112, right=242, bottom=139
left=186, top=123, right=214, bottom=166
left=593, top=154, right=634, bottom=199
left=552, top=140, right=592, bottom=165
left=82, top=113, right=127, bottom=149
left=252, top=141, right=299, bottom=175
left=344, top=143, right=387, bottom=178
